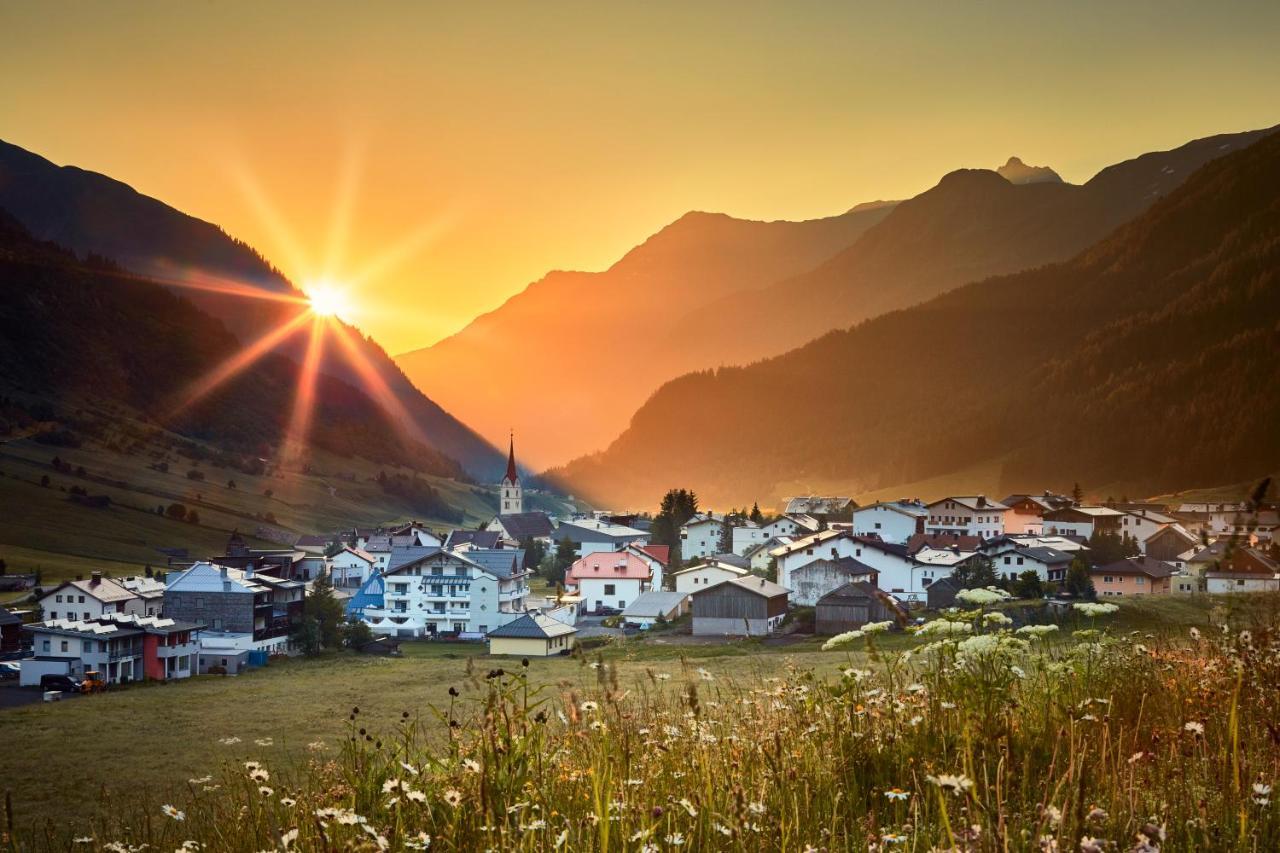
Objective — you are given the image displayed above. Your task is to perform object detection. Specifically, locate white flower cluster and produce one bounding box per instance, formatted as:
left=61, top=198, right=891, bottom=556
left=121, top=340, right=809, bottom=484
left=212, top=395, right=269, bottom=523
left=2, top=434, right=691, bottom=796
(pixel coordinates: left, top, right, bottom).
left=955, top=587, right=1011, bottom=606
left=1073, top=602, right=1119, bottom=617
left=914, top=619, right=973, bottom=637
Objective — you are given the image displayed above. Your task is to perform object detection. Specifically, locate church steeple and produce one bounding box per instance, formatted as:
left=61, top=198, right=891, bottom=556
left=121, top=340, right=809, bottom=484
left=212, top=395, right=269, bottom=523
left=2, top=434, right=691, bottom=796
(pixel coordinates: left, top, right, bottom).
left=500, top=430, right=523, bottom=515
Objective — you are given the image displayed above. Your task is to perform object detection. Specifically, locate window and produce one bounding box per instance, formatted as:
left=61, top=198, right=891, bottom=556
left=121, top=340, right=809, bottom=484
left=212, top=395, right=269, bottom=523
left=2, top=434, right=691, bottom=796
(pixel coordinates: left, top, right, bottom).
left=49, top=611, right=57, bottom=620
left=83, top=612, right=90, bottom=621
left=1135, top=577, right=1145, bottom=586
left=60, top=640, right=69, bottom=652
left=1103, top=576, right=1113, bottom=583
left=212, top=618, right=222, bottom=630
left=604, top=584, right=616, bottom=596
left=78, top=595, right=85, bottom=603
left=42, top=640, right=50, bottom=652
left=55, top=594, right=63, bottom=603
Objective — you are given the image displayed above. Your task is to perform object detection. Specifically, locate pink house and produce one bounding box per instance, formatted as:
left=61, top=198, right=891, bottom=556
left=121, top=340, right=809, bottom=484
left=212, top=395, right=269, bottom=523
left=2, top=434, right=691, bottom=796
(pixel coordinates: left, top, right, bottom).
left=1089, top=556, right=1175, bottom=596
left=565, top=551, right=653, bottom=614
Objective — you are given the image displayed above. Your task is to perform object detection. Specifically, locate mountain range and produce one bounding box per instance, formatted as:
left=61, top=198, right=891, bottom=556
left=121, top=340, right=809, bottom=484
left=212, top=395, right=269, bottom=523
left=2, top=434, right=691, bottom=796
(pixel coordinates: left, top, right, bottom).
left=550, top=126, right=1280, bottom=509
left=0, top=140, right=504, bottom=480
left=396, top=126, right=1276, bottom=467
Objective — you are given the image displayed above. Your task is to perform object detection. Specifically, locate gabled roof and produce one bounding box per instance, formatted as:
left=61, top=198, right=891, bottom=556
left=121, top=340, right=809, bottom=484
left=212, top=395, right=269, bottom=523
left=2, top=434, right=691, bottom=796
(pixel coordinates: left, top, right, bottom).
left=710, top=552, right=750, bottom=569
left=906, top=533, right=981, bottom=554
left=673, top=561, right=749, bottom=577
left=817, top=582, right=909, bottom=621
left=555, top=518, right=646, bottom=541
left=487, top=612, right=576, bottom=639
left=294, top=534, right=333, bottom=547
left=771, top=528, right=847, bottom=557
left=463, top=548, right=526, bottom=580
left=1013, top=546, right=1074, bottom=564
left=1144, top=524, right=1198, bottom=546
left=695, top=576, right=789, bottom=599
left=926, top=496, right=1009, bottom=512
left=1091, top=557, right=1176, bottom=578
left=851, top=536, right=911, bottom=558
left=337, top=546, right=376, bottom=564
left=857, top=500, right=929, bottom=519
left=566, top=552, right=652, bottom=583
left=743, top=535, right=793, bottom=558
left=1045, top=505, right=1125, bottom=519
left=791, top=556, right=879, bottom=578
left=0, top=607, right=21, bottom=626
left=682, top=513, right=725, bottom=529
left=785, top=496, right=854, bottom=515
left=622, top=591, right=689, bottom=618
left=1123, top=509, right=1177, bottom=524
left=45, top=576, right=138, bottom=604
left=634, top=544, right=671, bottom=566
left=385, top=546, right=445, bottom=573
left=493, top=512, right=556, bottom=540
left=445, top=529, right=502, bottom=550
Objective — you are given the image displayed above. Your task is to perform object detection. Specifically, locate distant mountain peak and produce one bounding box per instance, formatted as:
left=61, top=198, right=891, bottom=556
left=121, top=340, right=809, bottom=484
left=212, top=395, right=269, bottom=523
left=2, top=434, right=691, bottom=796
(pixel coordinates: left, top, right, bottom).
left=997, top=156, right=1064, bottom=185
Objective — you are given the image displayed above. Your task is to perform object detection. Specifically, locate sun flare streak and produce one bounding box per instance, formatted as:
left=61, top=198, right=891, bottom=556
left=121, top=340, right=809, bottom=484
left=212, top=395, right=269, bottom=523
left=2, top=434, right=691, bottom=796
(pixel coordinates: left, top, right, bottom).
left=280, top=317, right=328, bottom=466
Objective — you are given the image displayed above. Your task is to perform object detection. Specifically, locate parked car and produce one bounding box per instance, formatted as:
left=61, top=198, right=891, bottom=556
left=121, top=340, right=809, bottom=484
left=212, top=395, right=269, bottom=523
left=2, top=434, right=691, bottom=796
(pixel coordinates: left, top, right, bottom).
left=39, top=673, right=81, bottom=693
left=0, top=662, right=20, bottom=681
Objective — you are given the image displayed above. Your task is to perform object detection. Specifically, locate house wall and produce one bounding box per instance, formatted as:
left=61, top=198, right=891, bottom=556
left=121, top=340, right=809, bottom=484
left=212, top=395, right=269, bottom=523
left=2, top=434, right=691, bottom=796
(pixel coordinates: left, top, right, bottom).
left=1092, top=573, right=1171, bottom=596
left=575, top=577, right=645, bottom=612
left=778, top=537, right=861, bottom=588
left=489, top=635, right=573, bottom=657
left=925, top=502, right=1007, bottom=539
left=681, top=521, right=724, bottom=562
left=852, top=508, right=921, bottom=545
left=692, top=616, right=774, bottom=636
left=1206, top=575, right=1280, bottom=593
left=166, top=590, right=255, bottom=633
left=1145, top=531, right=1196, bottom=563
left=731, top=526, right=770, bottom=556
left=790, top=564, right=868, bottom=607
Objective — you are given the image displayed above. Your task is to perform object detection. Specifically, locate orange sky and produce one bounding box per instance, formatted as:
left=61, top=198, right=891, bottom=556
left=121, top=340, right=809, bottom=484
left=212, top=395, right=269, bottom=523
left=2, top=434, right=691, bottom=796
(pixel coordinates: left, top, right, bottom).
left=3, top=2, right=1278, bottom=355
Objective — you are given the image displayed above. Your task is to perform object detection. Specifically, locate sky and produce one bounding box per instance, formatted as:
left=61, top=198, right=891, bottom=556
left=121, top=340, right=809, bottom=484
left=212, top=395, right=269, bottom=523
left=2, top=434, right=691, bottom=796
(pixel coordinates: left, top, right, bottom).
left=3, top=1, right=1279, bottom=356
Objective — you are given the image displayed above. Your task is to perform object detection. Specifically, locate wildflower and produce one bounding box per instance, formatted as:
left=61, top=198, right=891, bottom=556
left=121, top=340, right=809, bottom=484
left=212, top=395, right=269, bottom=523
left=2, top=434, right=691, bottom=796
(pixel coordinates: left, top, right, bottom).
left=1017, top=624, right=1059, bottom=638
left=579, top=700, right=599, bottom=713
left=956, top=587, right=1011, bottom=605
left=187, top=775, right=212, bottom=784
left=1042, top=804, right=1063, bottom=827
left=1189, top=627, right=1201, bottom=640
left=1184, top=721, right=1205, bottom=736
left=915, top=619, right=973, bottom=637
left=73, top=839, right=94, bottom=846
left=382, top=779, right=403, bottom=794
left=862, top=620, right=893, bottom=634
left=884, top=788, right=910, bottom=801
left=697, top=668, right=714, bottom=681
left=406, top=788, right=427, bottom=803
left=655, top=672, right=671, bottom=680
left=307, top=740, right=328, bottom=752
left=842, top=667, right=872, bottom=681
left=217, top=736, right=242, bottom=745
left=280, top=797, right=296, bottom=807
left=1079, top=836, right=1106, bottom=853
left=927, top=773, right=974, bottom=794
left=404, top=833, right=432, bottom=850
left=1253, top=782, right=1272, bottom=806
left=555, top=829, right=569, bottom=848
left=462, top=758, right=482, bottom=773
left=1127, top=752, right=1145, bottom=764
left=279, top=829, right=297, bottom=849
left=984, top=611, right=1014, bottom=626
left=1073, top=602, right=1119, bottom=617
left=161, top=804, right=186, bottom=821
left=678, top=798, right=698, bottom=816
left=1086, top=806, right=1108, bottom=822
left=1039, top=837, right=1060, bottom=852
left=254, top=737, right=274, bottom=747
left=258, top=786, right=274, bottom=797
left=881, top=833, right=907, bottom=845
left=747, top=801, right=767, bottom=815
left=1011, top=665, right=1027, bottom=679
left=713, top=823, right=732, bottom=837
left=822, top=629, right=864, bottom=650
left=249, top=769, right=270, bottom=784
left=443, top=789, right=463, bottom=807
left=665, top=833, right=685, bottom=846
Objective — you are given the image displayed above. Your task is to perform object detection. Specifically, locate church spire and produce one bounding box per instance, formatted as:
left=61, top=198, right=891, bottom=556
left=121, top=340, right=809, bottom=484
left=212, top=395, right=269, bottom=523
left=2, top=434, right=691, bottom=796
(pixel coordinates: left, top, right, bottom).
left=504, top=430, right=519, bottom=485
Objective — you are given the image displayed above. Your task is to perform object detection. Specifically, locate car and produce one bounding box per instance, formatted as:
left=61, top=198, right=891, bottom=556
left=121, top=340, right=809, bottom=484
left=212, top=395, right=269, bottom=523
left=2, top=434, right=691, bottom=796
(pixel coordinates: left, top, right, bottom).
left=0, top=662, right=20, bottom=681
left=39, top=673, right=82, bottom=693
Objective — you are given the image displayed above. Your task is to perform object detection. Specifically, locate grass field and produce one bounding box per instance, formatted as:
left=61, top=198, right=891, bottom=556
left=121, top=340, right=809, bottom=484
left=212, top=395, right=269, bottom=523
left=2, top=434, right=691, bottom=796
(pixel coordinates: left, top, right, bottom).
left=2, top=594, right=1271, bottom=844
left=0, top=412, right=574, bottom=598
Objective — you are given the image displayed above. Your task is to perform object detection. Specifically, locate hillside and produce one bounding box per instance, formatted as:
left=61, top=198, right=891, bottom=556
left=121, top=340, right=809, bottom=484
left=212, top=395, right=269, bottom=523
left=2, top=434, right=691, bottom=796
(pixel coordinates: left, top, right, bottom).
left=551, top=128, right=1280, bottom=509
left=394, top=202, right=897, bottom=465
left=664, top=126, right=1279, bottom=374
left=0, top=140, right=504, bottom=479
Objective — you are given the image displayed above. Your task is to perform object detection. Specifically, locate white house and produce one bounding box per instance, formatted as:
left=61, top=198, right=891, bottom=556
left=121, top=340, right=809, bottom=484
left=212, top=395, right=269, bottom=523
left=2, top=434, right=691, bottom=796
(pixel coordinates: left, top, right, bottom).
left=673, top=560, right=749, bottom=594
left=1042, top=506, right=1125, bottom=540
left=624, top=543, right=669, bottom=591
left=1119, top=510, right=1174, bottom=552
left=1205, top=572, right=1280, bottom=594
left=329, top=547, right=377, bottom=590
left=39, top=573, right=143, bottom=623
left=744, top=536, right=792, bottom=573
left=992, top=546, right=1074, bottom=583
left=680, top=514, right=727, bottom=562
left=925, top=496, right=1009, bottom=539
left=730, top=521, right=771, bottom=556
left=788, top=557, right=878, bottom=607
left=118, top=575, right=166, bottom=616
left=553, top=518, right=648, bottom=559
left=764, top=515, right=821, bottom=538
left=357, top=547, right=528, bottom=638
left=565, top=551, right=652, bottom=613
left=852, top=501, right=928, bottom=545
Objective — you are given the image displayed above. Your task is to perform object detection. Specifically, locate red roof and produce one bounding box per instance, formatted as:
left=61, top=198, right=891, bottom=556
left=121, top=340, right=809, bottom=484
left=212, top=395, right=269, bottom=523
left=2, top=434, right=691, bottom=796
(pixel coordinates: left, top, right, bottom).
left=565, top=552, right=653, bottom=586
left=638, top=544, right=670, bottom=566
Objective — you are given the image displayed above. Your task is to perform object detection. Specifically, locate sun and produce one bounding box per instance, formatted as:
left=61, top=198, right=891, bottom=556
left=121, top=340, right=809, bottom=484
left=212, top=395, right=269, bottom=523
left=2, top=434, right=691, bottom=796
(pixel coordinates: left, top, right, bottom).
left=306, top=283, right=351, bottom=319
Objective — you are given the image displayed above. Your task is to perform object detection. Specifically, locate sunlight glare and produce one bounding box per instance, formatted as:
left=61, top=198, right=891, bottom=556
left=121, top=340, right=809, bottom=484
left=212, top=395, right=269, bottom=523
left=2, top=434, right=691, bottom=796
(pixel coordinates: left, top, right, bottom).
left=307, top=283, right=352, bottom=319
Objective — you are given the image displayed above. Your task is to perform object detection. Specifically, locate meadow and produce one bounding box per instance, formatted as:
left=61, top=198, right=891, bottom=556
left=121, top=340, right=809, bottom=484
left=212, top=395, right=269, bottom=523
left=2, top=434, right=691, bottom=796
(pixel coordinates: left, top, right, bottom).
left=5, top=595, right=1280, bottom=851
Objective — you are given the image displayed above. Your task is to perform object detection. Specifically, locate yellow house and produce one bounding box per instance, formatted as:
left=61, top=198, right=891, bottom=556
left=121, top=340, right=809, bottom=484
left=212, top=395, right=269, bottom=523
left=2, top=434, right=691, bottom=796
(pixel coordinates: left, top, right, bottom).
left=486, top=612, right=577, bottom=657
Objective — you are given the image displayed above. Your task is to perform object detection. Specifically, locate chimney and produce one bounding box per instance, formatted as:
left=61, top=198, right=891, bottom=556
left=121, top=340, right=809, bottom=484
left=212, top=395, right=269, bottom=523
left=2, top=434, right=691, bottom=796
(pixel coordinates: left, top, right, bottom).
left=977, top=495, right=987, bottom=508
left=76, top=573, right=84, bottom=581
left=91, top=571, right=102, bottom=585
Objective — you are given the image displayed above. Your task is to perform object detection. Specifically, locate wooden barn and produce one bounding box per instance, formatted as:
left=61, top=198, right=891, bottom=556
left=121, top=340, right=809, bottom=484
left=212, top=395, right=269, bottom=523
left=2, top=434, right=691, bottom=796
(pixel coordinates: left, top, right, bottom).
left=815, top=582, right=907, bottom=635
left=925, top=575, right=963, bottom=610
left=691, top=576, right=789, bottom=636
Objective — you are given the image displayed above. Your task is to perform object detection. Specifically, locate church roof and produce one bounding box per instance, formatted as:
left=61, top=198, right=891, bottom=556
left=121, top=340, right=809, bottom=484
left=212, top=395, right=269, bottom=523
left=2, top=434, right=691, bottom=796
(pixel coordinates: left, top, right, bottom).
left=504, top=433, right=519, bottom=485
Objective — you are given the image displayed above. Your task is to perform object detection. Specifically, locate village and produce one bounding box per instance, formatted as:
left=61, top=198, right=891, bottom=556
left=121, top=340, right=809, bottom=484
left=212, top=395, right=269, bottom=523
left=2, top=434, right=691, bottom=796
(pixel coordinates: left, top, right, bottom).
left=2, top=437, right=1277, bottom=697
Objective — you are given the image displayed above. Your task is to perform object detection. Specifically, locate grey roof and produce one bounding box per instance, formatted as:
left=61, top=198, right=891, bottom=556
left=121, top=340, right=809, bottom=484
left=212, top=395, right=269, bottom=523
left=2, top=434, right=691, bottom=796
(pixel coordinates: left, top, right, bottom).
left=696, top=576, right=789, bottom=599
left=817, top=581, right=882, bottom=603
left=295, top=534, right=333, bottom=547
left=385, top=546, right=444, bottom=573
left=463, top=549, right=526, bottom=580
left=1014, top=546, right=1074, bottom=564
left=711, top=552, right=750, bottom=569
left=785, top=496, right=855, bottom=515
left=622, top=591, right=689, bottom=618
left=487, top=612, right=577, bottom=639
left=1092, top=557, right=1177, bottom=578
left=0, top=607, right=20, bottom=626
left=445, top=529, right=501, bottom=549
left=494, top=512, right=555, bottom=540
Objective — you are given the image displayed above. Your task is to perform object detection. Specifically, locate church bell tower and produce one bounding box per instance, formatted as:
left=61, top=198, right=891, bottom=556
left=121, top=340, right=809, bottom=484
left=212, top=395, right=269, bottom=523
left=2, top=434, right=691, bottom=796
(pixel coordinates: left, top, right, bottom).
left=500, top=431, right=523, bottom=515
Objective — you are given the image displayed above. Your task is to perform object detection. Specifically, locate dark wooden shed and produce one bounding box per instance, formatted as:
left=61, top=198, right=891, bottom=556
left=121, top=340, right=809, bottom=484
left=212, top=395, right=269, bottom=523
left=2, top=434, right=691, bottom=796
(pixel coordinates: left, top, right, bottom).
left=814, top=582, right=907, bottom=635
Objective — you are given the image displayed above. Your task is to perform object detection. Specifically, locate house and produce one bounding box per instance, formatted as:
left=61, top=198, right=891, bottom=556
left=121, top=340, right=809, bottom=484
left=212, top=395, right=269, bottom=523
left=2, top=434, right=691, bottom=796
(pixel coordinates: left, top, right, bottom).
left=1204, top=548, right=1280, bottom=593
left=386, top=522, right=444, bottom=548
left=680, top=514, right=727, bottom=562
left=788, top=557, right=879, bottom=607
left=1119, top=510, right=1175, bottom=551
left=1000, top=492, right=1073, bottom=535
left=552, top=518, right=648, bottom=558
left=39, top=573, right=143, bottom=622
left=730, top=521, right=772, bottom=556
left=624, top=543, right=669, bottom=590
left=784, top=496, right=855, bottom=518
left=743, top=536, right=792, bottom=573
left=164, top=562, right=304, bottom=656
left=906, top=532, right=982, bottom=554
left=486, top=612, right=576, bottom=657
left=925, top=575, right=964, bottom=609
left=993, top=546, right=1074, bottom=583
left=772, top=529, right=855, bottom=588
left=1143, top=525, right=1200, bottom=567
left=814, top=583, right=907, bottom=635
left=0, top=607, right=22, bottom=654
left=565, top=551, right=652, bottom=614
left=1042, top=506, right=1124, bottom=539
left=330, top=546, right=378, bottom=589
left=119, top=575, right=166, bottom=616
left=690, top=576, right=789, bottom=637
left=673, top=560, right=749, bottom=594
left=763, top=515, right=821, bottom=538
left=486, top=511, right=556, bottom=548
left=356, top=547, right=529, bottom=638
left=852, top=501, right=927, bottom=544
left=20, top=614, right=202, bottom=685
left=621, top=591, right=690, bottom=628
left=925, top=496, right=1008, bottom=539
left=837, top=537, right=931, bottom=601
left=1089, top=557, right=1176, bottom=596
left=294, top=533, right=334, bottom=555
left=444, top=529, right=503, bottom=550
left=1184, top=541, right=1231, bottom=577
left=357, top=636, right=403, bottom=656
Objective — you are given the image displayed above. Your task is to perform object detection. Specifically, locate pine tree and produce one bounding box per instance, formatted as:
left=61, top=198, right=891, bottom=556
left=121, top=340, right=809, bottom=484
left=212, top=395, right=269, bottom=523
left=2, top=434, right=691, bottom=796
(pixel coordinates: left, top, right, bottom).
left=951, top=556, right=998, bottom=589
left=750, top=502, right=764, bottom=524
left=1065, top=556, right=1095, bottom=598
left=1071, top=482, right=1084, bottom=504
left=1014, top=570, right=1044, bottom=599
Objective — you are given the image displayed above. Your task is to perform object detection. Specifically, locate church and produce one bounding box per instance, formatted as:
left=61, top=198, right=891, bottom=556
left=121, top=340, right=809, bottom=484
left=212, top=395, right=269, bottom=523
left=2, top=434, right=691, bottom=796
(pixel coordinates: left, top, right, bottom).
left=486, top=433, right=556, bottom=544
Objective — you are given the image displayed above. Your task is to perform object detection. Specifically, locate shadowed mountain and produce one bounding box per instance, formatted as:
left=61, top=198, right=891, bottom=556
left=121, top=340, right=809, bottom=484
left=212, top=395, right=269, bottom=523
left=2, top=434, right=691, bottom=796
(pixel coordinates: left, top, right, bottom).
left=663, top=125, right=1278, bottom=376
left=398, top=126, right=1272, bottom=468
left=394, top=202, right=897, bottom=465
left=0, top=140, right=503, bottom=479
left=996, top=156, right=1063, bottom=184
left=551, top=127, right=1280, bottom=510
left=0, top=211, right=467, bottom=508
